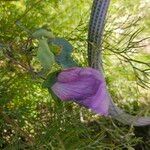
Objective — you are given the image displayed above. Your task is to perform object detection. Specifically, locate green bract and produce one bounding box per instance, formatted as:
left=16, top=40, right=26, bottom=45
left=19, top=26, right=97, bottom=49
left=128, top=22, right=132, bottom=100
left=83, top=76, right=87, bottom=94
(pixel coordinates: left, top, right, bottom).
left=49, top=38, right=77, bottom=68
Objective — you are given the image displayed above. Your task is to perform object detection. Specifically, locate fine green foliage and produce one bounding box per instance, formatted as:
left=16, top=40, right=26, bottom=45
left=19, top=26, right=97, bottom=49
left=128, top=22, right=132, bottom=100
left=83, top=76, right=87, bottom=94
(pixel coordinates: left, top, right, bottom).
left=0, top=0, right=149, bottom=149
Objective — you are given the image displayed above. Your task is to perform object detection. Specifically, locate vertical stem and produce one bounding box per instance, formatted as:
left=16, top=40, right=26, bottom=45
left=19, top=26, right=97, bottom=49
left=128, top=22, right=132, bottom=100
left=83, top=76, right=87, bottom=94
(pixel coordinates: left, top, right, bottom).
left=88, top=0, right=110, bottom=70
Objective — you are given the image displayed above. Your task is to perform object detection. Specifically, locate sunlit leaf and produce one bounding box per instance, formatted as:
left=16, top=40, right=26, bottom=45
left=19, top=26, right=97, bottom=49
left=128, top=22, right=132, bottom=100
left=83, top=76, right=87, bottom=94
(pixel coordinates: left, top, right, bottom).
left=32, top=28, right=55, bottom=39
left=37, top=38, right=55, bottom=71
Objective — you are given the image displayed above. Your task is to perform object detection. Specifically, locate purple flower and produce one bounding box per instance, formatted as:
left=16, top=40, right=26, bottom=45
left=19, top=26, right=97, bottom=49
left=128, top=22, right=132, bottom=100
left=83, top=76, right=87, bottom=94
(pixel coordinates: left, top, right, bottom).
left=51, top=67, right=110, bottom=116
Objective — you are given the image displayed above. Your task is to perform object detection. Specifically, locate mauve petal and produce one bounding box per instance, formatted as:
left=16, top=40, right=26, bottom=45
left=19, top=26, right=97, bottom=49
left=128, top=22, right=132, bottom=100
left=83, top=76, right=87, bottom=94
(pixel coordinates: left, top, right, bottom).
left=58, top=67, right=104, bottom=83
left=52, top=77, right=100, bottom=100
left=79, top=67, right=104, bottom=81
left=76, top=83, right=109, bottom=116
left=51, top=67, right=110, bottom=116
left=57, top=67, right=82, bottom=82
left=88, top=83, right=109, bottom=116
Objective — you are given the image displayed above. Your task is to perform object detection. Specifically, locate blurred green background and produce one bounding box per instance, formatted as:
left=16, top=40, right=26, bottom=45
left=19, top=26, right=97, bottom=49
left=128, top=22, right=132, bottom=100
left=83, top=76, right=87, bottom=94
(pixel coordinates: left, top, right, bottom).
left=0, top=0, right=150, bottom=149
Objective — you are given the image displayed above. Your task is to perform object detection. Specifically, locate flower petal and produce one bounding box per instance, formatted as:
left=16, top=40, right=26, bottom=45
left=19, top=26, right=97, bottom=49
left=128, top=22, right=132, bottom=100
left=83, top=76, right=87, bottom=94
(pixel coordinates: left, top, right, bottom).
left=89, top=83, right=109, bottom=116
left=52, top=77, right=100, bottom=100
left=51, top=67, right=110, bottom=116
left=79, top=67, right=104, bottom=81
left=57, top=67, right=82, bottom=83
left=75, top=82, right=109, bottom=116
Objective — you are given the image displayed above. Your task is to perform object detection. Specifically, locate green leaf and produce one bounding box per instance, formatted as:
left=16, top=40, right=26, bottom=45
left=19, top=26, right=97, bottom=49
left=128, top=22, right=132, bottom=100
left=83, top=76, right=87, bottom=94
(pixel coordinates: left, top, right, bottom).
left=32, top=29, right=55, bottom=39
left=37, top=39, right=55, bottom=71
left=48, top=38, right=77, bottom=68
left=42, top=70, right=60, bottom=89
left=42, top=70, right=61, bottom=103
